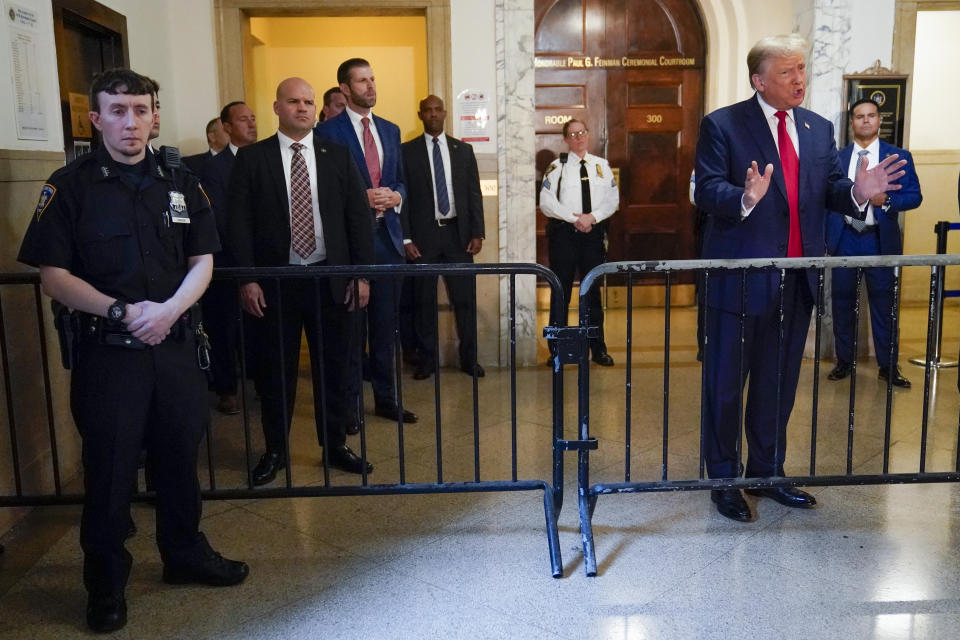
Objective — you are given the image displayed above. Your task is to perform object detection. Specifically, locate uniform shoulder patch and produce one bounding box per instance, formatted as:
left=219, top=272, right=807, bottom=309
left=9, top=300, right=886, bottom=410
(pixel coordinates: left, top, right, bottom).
left=542, top=178, right=551, bottom=191
left=595, top=164, right=604, bottom=179
left=543, top=163, right=558, bottom=176
left=35, top=184, right=56, bottom=220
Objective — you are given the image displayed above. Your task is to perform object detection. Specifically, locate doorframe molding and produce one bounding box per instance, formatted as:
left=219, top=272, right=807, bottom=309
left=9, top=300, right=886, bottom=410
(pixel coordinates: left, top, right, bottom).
left=213, top=0, right=451, bottom=115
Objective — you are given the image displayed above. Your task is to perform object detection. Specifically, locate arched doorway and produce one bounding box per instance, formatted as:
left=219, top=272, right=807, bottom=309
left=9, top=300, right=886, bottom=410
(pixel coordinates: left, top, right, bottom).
left=534, top=0, right=706, bottom=286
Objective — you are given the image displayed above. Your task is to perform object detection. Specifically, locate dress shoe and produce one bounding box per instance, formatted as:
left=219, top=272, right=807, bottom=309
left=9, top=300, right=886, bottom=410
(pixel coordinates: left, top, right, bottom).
left=374, top=403, right=418, bottom=423
left=163, top=547, right=249, bottom=587
left=745, top=486, right=817, bottom=508
left=216, top=394, right=240, bottom=415
left=87, top=594, right=127, bottom=633
left=251, top=452, right=284, bottom=486
left=827, top=360, right=852, bottom=381
left=413, top=364, right=435, bottom=380
left=592, top=351, right=615, bottom=367
left=878, top=365, right=911, bottom=389
left=710, top=489, right=752, bottom=522
left=459, top=363, right=485, bottom=378
left=328, top=444, right=374, bottom=474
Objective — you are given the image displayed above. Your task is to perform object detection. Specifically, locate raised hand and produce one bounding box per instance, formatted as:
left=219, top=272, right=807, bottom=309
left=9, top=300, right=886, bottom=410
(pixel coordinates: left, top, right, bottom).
left=852, top=153, right=906, bottom=205
left=743, top=161, right=774, bottom=209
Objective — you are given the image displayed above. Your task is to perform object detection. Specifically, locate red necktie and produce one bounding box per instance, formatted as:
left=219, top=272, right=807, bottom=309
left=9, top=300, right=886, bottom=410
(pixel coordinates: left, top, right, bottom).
left=775, top=110, right=802, bottom=257
left=289, top=142, right=316, bottom=259
left=361, top=117, right=381, bottom=189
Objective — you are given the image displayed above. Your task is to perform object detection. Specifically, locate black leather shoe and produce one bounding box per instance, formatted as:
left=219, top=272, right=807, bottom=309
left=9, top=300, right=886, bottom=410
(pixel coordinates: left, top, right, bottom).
left=374, top=404, right=418, bottom=423
left=413, top=364, right=435, bottom=380
left=460, top=363, right=485, bottom=378
left=711, top=489, right=752, bottom=522
left=328, top=444, right=373, bottom=474
left=592, top=351, right=615, bottom=367
left=163, top=548, right=249, bottom=587
left=251, top=452, right=284, bottom=486
left=827, top=360, right=852, bottom=381
left=745, top=486, right=817, bottom=508
left=878, top=366, right=911, bottom=388
left=87, top=595, right=126, bottom=633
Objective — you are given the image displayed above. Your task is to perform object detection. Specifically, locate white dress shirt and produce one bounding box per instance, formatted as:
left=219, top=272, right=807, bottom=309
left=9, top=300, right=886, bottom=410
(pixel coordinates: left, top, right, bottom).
left=425, top=133, right=457, bottom=220
left=276, top=130, right=326, bottom=264
left=345, top=106, right=383, bottom=171
left=845, top=137, right=879, bottom=227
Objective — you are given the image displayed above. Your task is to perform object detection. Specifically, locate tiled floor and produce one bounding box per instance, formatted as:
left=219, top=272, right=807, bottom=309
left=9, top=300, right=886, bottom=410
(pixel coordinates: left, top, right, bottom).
left=1, top=304, right=959, bottom=639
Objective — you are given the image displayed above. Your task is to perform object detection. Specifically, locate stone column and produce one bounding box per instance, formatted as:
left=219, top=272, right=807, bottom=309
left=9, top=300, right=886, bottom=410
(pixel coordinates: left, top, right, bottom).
left=495, top=0, right=537, bottom=365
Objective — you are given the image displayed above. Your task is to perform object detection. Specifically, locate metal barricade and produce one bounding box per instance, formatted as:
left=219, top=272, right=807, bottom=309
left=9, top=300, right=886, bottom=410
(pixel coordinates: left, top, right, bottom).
left=556, top=254, right=960, bottom=576
left=0, top=263, right=567, bottom=577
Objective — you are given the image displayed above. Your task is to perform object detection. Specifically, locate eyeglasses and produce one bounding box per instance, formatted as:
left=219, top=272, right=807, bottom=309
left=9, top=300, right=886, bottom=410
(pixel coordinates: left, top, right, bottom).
left=566, top=129, right=588, bottom=138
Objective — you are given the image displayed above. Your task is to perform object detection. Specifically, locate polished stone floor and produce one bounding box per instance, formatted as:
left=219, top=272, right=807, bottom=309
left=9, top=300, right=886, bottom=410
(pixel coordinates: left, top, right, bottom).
left=1, top=304, right=959, bottom=639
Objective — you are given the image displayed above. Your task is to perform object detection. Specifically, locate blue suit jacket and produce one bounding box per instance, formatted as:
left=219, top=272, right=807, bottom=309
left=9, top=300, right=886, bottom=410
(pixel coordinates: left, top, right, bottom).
left=315, top=109, right=406, bottom=257
left=694, top=95, right=860, bottom=314
left=826, top=141, right=922, bottom=256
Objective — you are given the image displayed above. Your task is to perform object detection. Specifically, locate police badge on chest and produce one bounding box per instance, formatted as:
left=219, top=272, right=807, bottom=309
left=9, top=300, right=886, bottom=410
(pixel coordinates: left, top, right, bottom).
left=168, top=191, right=190, bottom=224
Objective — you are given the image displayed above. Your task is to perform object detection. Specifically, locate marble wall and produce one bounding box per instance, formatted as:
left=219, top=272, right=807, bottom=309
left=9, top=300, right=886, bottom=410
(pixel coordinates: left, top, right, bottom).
left=495, top=0, right=538, bottom=365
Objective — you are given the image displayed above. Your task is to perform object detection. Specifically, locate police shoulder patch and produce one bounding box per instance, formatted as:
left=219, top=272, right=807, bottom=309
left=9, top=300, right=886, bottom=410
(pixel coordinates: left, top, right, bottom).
left=35, top=184, right=56, bottom=220
left=542, top=178, right=551, bottom=191
left=543, top=163, right=557, bottom=176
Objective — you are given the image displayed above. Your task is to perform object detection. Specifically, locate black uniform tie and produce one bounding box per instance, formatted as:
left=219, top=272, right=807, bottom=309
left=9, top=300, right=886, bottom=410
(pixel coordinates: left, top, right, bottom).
left=579, top=159, right=592, bottom=214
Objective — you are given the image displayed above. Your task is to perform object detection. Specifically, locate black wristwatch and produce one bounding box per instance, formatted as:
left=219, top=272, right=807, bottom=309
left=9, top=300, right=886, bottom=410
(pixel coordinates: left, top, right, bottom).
left=106, top=300, right=127, bottom=326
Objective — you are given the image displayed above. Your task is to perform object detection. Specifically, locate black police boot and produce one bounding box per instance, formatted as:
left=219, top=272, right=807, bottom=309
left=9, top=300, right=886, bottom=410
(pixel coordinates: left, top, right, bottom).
left=87, top=594, right=127, bottom=633
left=163, top=541, right=249, bottom=587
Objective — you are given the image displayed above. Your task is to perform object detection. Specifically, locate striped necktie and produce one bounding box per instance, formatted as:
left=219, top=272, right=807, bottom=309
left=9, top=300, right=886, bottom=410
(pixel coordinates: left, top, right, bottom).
left=289, top=142, right=316, bottom=258
left=849, top=149, right=870, bottom=232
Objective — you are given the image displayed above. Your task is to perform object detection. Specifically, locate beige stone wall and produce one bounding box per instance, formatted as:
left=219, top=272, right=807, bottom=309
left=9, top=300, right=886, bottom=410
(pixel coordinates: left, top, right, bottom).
left=0, top=150, right=80, bottom=538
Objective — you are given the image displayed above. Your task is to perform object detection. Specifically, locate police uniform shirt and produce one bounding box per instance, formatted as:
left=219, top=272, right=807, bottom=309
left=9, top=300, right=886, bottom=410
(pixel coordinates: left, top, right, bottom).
left=18, top=145, right=220, bottom=304
left=539, top=152, right=619, bottom=224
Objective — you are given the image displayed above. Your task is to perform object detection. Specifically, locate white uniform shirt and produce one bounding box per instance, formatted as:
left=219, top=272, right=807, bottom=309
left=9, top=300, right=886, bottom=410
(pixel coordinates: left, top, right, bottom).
left=539, top=152, right=619, bottom=224
left=276, top=130, right=326, bottom=264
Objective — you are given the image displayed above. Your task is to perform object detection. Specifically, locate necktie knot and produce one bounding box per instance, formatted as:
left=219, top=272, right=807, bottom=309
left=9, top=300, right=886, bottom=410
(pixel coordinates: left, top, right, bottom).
left=858, top=149, right=869, bottom=157
left=361, top=117, right=370, bottom=129
left=775, top=110, right=788, bottom=123
left=291, top=142, right=304, bottom=153
left=433, top=136, right=440, bottom=146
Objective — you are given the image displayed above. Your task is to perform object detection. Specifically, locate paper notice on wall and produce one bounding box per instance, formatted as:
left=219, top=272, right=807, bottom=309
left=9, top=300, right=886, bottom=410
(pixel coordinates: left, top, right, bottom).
left=69, top=92, right=92, bottom=138
left=456, top=89, right=490, bottom=144
left=6, top=2, right=48, bottom=140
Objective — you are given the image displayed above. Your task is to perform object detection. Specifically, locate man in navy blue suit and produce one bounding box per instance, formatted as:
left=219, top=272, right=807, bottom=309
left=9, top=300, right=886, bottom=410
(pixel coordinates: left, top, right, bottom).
left=315, top=58, right=417, bottom=424
left=826, top=98, right=922, bottom=388
left=694, top=35, right=907, bottom=522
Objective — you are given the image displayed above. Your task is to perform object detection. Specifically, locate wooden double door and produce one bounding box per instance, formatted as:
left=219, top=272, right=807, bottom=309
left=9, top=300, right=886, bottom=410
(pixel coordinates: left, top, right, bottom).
left=534, top=0, right=705, bottom=280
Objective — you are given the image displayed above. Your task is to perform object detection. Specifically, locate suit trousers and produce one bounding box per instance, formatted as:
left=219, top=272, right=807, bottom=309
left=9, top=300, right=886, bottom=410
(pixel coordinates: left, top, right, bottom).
left=702, top=271, right=813, bottom=478
left=831, top=226, right=896, bottom=368
left=201, top=279, right=240, bottom=396
left=547, top=219, right=607, bottom=353
left=366, top=221, right=404, bottom=404
left=72, top=336, right=207, bottom=598
left=258, top=275, right=353, bottom=454
left=413, top=223, right=478, bottom=368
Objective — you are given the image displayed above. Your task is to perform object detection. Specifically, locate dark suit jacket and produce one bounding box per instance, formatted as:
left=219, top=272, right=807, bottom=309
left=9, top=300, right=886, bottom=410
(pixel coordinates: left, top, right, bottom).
left=226, top=133, right=374, bottom=299
left=826, top=141, right=922, bottom=256
left=314, top=109, right=406, bottom=256
left=694, top=94, right=860, bottom=314
left=183, top=149, right=215, bottom=179
left=204, top=146, right=236, bottom=266
left=400, top=133, right=484, bottom=250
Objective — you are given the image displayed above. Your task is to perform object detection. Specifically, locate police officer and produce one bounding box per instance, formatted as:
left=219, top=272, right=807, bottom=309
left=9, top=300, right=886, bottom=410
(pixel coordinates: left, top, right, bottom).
left=17, top=69, right=248, bottom=633
left=539, top=118, right=620, bottom=365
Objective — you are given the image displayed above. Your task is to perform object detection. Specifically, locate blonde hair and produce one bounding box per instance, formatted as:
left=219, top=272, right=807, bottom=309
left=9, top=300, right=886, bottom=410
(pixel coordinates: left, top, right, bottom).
left=747, top=34, right=808, bottom=88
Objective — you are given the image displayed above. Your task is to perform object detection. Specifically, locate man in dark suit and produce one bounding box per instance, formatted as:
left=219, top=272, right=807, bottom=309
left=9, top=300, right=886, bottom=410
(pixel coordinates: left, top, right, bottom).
left=826, top=98, right=922, bottom=388
left=401, top=95, right=485, bottom=379
left=315, top=58, right=417, bottom=423
left=694, top=34, right=906, bottom=522
left=200, top=101, right=258, bottom=414
left=183, top=117, right=230, bottom=178
left=227, top=77, right=375, bottom=484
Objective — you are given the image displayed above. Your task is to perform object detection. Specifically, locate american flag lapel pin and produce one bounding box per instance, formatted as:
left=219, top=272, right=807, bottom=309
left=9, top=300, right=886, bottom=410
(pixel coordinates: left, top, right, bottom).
left=804, top=121, right=810, bottom=129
